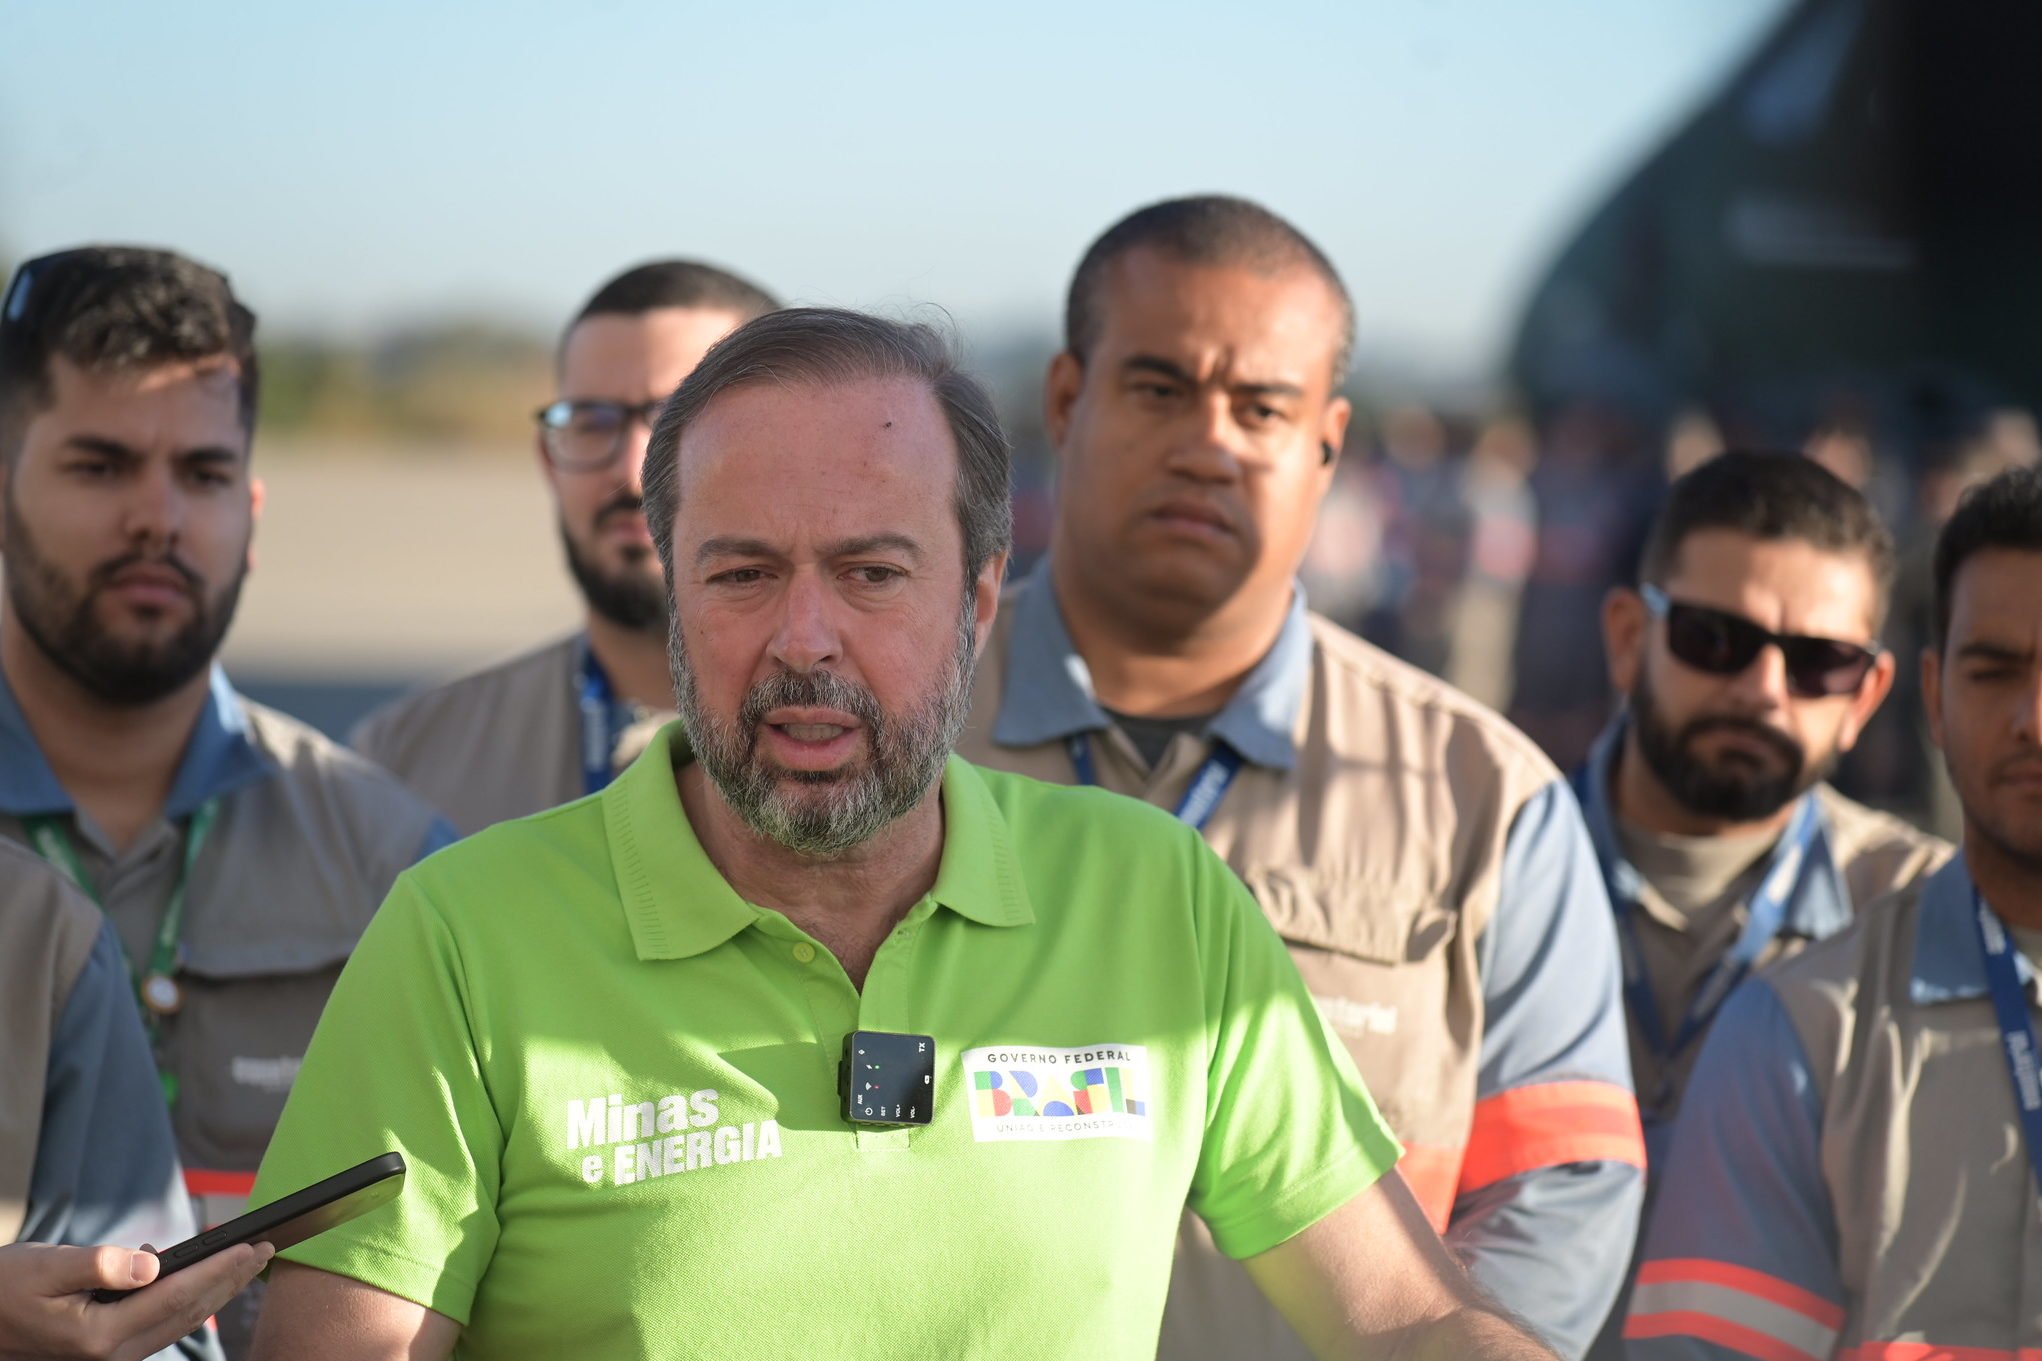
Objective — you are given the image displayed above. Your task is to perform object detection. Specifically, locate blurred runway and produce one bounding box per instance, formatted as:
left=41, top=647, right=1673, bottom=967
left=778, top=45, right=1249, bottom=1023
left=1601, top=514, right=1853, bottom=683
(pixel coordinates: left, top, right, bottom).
left=221, top=443, right=581, bottom=736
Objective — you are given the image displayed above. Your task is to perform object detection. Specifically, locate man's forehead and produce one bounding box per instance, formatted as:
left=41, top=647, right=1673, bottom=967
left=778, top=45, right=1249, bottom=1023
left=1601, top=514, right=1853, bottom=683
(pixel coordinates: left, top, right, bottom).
left=1665, top=531, right=1880, bottom=631
left=1949, top=548, right=2042, bottom=646
left=560, top=307, right=744, bottom=383
left=675, top=376, right=957, bottom=531
left=1090, top=247, right=1344, bottom=371
left=49, top=352, right=242, bottom=401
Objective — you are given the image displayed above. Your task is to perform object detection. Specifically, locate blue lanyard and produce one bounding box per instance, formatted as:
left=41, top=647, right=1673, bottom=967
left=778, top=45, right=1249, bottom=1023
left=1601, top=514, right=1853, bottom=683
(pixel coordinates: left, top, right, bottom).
left=1972, top=891, right=2042, bottom=1205
left=1615, top=794, right=1821, bottom=1070
left=1065, top=732, right=1243, bottom=831
left=578, top=647, right=619, bottom=797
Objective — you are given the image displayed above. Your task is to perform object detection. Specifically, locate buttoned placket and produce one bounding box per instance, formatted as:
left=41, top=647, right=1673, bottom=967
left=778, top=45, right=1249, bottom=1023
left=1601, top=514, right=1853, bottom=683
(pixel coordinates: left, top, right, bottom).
left=761, top=898, right=941, bottom=1155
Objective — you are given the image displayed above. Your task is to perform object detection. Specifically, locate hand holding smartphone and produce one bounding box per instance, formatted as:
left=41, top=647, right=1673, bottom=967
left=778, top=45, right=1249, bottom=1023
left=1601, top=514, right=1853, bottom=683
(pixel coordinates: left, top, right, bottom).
left=92, top=1152, right=406, bottom=1304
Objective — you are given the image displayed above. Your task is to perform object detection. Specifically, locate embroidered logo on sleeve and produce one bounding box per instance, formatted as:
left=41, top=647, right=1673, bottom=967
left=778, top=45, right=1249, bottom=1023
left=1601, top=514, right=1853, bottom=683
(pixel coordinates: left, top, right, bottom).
left=964, top=1044, right=1153, bottom=1142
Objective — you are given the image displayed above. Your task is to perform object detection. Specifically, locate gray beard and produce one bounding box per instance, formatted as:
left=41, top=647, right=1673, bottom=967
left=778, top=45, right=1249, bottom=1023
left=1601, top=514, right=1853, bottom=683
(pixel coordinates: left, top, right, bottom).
left=669, top=596, right=978, bottom=857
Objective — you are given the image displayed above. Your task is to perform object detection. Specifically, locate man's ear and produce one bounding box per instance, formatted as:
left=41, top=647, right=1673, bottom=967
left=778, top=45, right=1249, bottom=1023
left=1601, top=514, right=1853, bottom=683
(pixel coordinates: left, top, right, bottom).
left=1835, top=648, right=1897, bottom=754
left=1318, top=396, right=1353, bottom=476
left=1922, top=645, right=1946, bottom=753
left=971, top=550, right=1009, bottom=658
left=245, top=475, right=266, bottom=573
left=1043, top=352, right=1084, bottom=456
left=1603, top=586, right=1648, bottom=696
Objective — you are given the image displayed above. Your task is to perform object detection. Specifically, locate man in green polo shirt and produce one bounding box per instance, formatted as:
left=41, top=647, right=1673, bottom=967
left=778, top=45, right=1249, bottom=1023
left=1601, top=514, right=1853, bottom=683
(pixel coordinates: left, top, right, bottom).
left=246, top=308, right=1560, bottom=1361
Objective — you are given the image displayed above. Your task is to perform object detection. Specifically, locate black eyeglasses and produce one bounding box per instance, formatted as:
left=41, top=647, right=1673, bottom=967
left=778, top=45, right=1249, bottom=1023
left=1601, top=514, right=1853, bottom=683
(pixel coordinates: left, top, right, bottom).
left=534, top=397, right=665, bottom=471
left=1642, top=585, right=1882, bottom=698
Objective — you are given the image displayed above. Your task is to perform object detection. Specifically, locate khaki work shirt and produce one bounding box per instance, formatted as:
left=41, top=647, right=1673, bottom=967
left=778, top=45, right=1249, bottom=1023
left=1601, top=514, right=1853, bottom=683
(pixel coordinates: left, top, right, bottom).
left=351, top=633, right=671, bottom=836
left=1, top=842, right=214, bottom=1359
left=1630, top=854, right=2042, bottom=1359
left=0, top=666, right=449, bottom=1358
left=958, top=567, right=1644, bottom=1361
left=1575, top=720, right=1952, bottom=1135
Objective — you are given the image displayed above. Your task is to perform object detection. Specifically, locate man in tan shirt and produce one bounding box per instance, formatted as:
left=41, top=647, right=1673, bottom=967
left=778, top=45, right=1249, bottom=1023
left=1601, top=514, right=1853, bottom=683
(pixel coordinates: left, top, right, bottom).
left=957, top=195, right=1644, bottom=1360
left=0, top=838, right=269, bottom=1361
left=1627, top=464, right=2042, bottom=1359
left=1575, top=451, right=1950, bottom=1142
left=352, top=260, right=776, bottom=834
left=0, top=247, right=448, bottom=1358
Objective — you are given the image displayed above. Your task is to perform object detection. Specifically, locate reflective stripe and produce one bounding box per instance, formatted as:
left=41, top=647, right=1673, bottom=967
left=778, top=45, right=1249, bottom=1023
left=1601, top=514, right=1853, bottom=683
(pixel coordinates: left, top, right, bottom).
left=1394, top=1144, right=1462, bottom=1231
left=1627, top=1259, right=1842, bottom=1361
left=184, top=1168, right=257, bottom=1228
left=1457, top=1079, right=1646, bottom=1194
left=1626, top=1309, right=1830, bottom=1361
left=1842, top=1347, right=2042, bottom=1361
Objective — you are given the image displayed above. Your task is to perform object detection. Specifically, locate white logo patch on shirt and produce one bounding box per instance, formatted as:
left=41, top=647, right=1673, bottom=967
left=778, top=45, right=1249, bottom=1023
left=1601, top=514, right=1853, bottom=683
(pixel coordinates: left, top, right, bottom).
left=229, top=1056, right=302, bottom=1092
left=1312, top=994, right=1399, bottom=1037
left=964, top=1044, right=1153, bottom=1142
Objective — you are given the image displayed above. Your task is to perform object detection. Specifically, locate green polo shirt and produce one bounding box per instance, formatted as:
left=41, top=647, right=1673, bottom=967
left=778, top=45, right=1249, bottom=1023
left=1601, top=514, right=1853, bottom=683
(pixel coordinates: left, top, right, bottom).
left=251, top=726, right=1397, bottom=1360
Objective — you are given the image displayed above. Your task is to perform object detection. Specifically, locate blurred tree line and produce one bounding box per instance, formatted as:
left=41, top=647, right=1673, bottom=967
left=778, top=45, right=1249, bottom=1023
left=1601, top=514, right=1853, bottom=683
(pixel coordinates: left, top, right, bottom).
left=260, top=322, right=553, bottom=446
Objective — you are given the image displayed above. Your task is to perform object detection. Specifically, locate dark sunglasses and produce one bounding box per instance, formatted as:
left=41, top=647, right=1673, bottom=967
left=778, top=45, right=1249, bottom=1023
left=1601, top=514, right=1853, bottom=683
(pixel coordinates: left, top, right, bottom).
left=1641, top=585, right=1883, bottom=698
left=534, top=397, right=665, bottom=471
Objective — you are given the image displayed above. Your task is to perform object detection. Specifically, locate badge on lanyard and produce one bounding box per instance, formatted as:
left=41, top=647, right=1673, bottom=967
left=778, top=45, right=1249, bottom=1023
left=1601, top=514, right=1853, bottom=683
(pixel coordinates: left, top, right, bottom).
left=1614, top=794, right=1822, bottom=1102
left=1066, top=732, right=1244, bottom=832
left=579, top=646, right=620, bottom=796
left=1973, top=891, right=2042, bottom=1205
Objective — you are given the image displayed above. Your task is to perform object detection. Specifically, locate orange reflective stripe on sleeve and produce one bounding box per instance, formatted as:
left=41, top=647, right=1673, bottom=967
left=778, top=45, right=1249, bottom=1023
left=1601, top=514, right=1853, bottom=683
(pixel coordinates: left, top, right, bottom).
left=1626, top=1259, right=1842, bottom=1361
left=183, top=1169, right=257, bottom=1229
left=1394, top=1144, right=1462, bottom=1232
left=1841, top=1347, right=2042, bottom=1361
left=1457, top=1079, right=1645, bottom=1195
left=183, top=1170, right=257, bottom=1199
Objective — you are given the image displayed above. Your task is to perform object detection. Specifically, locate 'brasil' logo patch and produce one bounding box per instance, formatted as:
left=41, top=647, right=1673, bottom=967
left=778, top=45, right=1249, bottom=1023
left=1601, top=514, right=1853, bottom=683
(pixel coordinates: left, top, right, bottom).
left=963, top=1044, right=1153, bottom=1142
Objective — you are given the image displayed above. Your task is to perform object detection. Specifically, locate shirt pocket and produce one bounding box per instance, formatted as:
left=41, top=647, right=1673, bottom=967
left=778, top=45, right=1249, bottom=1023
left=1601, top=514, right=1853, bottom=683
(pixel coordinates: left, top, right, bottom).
left=166, top=937, right=356, bottom=1175
left=1239, top=866, right=1467, bottom=1140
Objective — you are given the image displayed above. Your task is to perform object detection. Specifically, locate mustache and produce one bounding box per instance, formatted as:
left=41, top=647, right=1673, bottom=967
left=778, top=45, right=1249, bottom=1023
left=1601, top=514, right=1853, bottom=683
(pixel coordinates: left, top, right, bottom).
left=1678, top=715, right=1805, bottom=766
left=737, top=670, right=884, bottom=743
left=593, top=492, right=646, bottom=529
left=89, top=551, right=203, bottom=597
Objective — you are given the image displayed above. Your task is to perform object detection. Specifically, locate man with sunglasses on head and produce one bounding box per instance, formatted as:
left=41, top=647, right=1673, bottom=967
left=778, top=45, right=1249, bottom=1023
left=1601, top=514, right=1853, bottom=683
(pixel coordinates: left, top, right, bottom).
left=1625, top=464, right=2042, bottom=1359
left=0, top=246, right=451, bottom=1358
left=352, top=260, right=777, bottom=835
left=1576, top=451, right=1949, bottom=1155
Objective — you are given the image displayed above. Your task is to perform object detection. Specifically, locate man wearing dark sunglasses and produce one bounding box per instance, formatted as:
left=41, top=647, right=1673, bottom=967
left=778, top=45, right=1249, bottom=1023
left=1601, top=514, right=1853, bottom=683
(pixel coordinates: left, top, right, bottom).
left=351, top=260, right=776, bottom=835
left=0, top=246, right=451, bottom=1358
left=1576, top=451, right=1948, bottom=1153
left=1626, top=464, right=2042, bottom=1360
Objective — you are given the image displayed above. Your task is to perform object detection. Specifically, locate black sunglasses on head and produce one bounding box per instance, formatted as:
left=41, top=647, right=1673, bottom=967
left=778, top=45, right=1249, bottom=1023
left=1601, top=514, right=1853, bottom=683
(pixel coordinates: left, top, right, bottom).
left=3, top=248, right=241, bottom=336
left=1641, top=584, right=1882, bottom=698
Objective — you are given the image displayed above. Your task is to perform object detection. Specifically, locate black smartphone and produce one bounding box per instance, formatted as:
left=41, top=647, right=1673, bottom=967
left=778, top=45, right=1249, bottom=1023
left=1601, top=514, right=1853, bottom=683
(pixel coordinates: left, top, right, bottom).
left=93, top=1151, right=406, bottom=1303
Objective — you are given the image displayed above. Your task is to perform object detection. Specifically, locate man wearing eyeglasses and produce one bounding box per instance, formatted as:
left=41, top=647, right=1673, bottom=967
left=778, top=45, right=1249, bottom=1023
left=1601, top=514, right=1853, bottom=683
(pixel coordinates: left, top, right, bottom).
left=351, top=260, right=777, bottom=835
left=0, top=245, right=451, bottom=1358
left=1624, top=465, right=2042, bottom=1359
left=1577, top=450, right=1949, bottom=1154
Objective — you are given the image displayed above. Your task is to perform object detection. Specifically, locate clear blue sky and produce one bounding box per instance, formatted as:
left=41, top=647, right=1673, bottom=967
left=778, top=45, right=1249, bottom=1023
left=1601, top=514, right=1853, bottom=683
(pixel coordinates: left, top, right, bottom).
left=1, top=0, right=1785, bottom=376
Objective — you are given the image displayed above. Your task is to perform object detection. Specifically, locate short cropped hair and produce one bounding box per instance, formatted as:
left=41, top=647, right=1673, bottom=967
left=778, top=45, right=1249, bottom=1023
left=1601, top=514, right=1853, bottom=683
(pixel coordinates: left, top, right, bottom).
left=1639, top=450, right=1898, bottom=627
left=643, top=307, right=1012, bottom=591
left=564, top=259, right=777, bottom=351
left=1064, top=195, right=1356, bottom=383
left=0, top=246, right=258, bottom=457
left=1932, top=465, right=2042, bottom=651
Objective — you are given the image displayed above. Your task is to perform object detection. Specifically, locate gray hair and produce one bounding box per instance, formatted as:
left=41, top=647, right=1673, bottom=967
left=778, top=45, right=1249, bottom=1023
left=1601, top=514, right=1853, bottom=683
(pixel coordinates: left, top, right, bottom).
left=642, top=307, right=1013, bottom=590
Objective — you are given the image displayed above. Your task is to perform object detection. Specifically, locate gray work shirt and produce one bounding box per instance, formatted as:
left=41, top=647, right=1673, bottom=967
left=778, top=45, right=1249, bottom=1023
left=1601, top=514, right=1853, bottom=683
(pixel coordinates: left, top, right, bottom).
left=351, top=633, right=671, bottom=836
left=0, top=664, right=451, bottom=1358
left=2, top=839, right=219, bottom=1361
